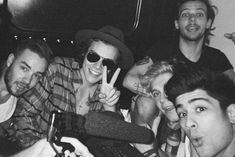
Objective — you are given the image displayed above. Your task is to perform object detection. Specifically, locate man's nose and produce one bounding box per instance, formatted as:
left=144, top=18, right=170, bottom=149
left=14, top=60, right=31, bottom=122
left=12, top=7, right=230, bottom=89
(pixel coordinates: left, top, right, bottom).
left=185, top=114, right=197, bottom=130
left=189, top=14, right=196, bottom=23
left=23, top=74, right=33, bottom=84
left=94, top=59, right=103, bottom=69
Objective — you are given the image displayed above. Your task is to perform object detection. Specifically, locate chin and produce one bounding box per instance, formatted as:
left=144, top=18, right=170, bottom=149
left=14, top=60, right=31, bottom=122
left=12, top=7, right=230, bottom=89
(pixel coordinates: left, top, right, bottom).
left=87, top=76, right=101, bottom=84
left=85, top=72, right=102, bottom=84
left=83, top=66, right=102, bottom=85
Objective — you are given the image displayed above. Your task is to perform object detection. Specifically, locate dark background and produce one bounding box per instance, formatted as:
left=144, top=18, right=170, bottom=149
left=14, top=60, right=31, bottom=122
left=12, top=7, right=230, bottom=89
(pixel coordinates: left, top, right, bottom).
left=0, top=0, right=178, bottom=108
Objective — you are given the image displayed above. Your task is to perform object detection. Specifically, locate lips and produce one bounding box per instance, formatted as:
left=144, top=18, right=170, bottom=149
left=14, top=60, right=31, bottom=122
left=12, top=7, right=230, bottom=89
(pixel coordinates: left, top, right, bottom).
left=16, top=82, right=28, bottom=91
left=89, top=68, right=101, bottom=76
left=190, top=136, right=203, bottom=148
left=186, top=25, right=199, bottom=32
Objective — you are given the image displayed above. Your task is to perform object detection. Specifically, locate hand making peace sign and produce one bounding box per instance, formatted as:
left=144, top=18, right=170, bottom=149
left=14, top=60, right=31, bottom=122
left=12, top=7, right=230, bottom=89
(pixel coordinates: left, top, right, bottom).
left=99, top=66, right=121, bottom=111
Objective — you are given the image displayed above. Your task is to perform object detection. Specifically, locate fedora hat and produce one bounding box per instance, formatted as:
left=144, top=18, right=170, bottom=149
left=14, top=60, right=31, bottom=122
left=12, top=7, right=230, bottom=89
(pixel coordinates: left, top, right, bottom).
left=75, top=25, right=134, bottom=69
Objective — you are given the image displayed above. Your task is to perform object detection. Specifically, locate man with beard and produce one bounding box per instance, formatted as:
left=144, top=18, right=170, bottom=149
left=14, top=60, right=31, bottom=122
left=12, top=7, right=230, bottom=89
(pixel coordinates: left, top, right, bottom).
left=0, top=39, right=52, bottom=124
left=165, top=64, right=235, bottom=157
left=0, top=39, right=94, bottom=157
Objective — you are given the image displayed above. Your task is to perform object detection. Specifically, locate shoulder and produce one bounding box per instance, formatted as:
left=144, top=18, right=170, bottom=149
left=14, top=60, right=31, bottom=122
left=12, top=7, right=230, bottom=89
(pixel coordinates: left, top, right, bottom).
left=203, top=46, right=227, bottom=57
left=202, top=46, right=233, bottom=72
left=203, top=46, right=231, bottom=62
left=51, top=57, right=77, bottom=66
left=48, top=57, right=80, bottom=72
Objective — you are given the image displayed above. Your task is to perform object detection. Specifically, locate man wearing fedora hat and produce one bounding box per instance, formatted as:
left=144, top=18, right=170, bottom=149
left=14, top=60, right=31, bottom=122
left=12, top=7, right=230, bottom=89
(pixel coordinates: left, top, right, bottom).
left=6, top=25, right=134, bottom=148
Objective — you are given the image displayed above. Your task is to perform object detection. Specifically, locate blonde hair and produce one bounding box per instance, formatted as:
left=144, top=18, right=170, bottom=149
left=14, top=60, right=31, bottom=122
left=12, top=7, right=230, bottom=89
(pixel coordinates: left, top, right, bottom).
left=140, top=61, right=174, bottom=92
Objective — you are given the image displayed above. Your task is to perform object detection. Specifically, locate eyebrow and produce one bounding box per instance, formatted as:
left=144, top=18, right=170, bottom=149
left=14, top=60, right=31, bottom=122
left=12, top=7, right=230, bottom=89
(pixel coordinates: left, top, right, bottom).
left=175, top=97, right=211, bottom=108
left=21, top=61, right=31, bottom=69
left=179, top=8, right=206, bottom=15
left=21, top=61, right=44, bottom=75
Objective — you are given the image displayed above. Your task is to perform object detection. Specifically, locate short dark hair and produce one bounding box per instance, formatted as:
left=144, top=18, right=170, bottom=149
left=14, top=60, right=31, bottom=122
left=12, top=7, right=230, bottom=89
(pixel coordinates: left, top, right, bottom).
left=174, top=0, right=218, bottom=45
left=14, top=39, right=54, bottom=64
left=165, top=63, right=235, bottom=112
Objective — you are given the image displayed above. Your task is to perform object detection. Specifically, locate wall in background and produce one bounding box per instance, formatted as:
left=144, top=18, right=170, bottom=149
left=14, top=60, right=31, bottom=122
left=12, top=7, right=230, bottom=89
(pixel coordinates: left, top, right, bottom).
left=210, top=0, right=235, bottom=68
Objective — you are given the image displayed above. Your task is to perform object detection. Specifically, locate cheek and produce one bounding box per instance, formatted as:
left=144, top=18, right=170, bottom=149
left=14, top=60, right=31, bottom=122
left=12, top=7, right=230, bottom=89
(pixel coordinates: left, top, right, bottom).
left=178, top=19, right=187, bottom=26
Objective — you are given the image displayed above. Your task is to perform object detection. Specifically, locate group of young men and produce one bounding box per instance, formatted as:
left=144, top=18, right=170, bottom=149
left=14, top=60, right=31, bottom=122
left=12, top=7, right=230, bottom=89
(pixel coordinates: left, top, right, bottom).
left=1, top=0, right=235, bottom=157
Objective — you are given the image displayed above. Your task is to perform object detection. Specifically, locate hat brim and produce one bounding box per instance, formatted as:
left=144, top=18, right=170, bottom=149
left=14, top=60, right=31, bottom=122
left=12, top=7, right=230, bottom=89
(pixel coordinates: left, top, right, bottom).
left=75, top=29, right=134, bottom=69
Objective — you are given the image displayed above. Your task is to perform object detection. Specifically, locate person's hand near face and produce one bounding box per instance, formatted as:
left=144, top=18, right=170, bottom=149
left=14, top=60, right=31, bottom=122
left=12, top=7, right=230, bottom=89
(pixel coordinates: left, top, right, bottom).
left=224, top=32, right=235, bottom=44
left=99, top=66, right=121, bottom=112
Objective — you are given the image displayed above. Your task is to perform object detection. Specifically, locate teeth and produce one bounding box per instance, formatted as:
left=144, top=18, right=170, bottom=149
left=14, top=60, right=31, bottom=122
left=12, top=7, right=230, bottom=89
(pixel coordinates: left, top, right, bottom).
left=89, top=69, right=101, bottom=75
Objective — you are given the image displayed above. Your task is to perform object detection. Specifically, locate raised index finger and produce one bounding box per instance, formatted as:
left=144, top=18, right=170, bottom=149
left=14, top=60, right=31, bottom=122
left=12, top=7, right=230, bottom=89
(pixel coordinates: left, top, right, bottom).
left=110, top=68, right=121, bottom=85
left=102, top=66, right=107, bottom=84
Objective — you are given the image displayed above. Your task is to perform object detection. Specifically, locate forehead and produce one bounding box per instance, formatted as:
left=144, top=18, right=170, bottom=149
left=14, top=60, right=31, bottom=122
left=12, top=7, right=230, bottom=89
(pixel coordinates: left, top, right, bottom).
left=88, top=40, right=119, bottom=61
left=175, top=89, right=220, bottom=109
left=151, top=72, right=172, bottom=90
left=179, top=0, right=207, bottom=13
left=15, top=48, right=48, bottom=72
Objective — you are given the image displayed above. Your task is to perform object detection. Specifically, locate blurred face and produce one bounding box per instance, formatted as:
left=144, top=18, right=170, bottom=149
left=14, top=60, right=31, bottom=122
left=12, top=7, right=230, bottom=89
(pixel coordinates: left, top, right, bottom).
left=82, top=40, right=119, bottom=85
left=150, top=72, right=179, bottom=122
left=175, top=89, right=234, bottom=157
left=175, top=0, right=212, bottom=41
left=5, top=49, right=48, bottom=97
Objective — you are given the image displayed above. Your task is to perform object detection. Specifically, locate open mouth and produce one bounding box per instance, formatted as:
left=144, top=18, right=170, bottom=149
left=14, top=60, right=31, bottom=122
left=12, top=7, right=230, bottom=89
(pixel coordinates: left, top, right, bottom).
left=16, top=83, right=28, bottom=91
left=186, top=25, right=199, bottom=32
left=191, top=137, right=203, bottom=148
left=89, top=68, right=101, bottom=76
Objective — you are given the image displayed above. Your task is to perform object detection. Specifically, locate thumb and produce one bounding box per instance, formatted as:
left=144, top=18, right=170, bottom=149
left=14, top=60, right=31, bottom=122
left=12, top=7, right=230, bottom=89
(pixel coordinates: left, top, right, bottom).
left=224, top=33, right=232, bottom=39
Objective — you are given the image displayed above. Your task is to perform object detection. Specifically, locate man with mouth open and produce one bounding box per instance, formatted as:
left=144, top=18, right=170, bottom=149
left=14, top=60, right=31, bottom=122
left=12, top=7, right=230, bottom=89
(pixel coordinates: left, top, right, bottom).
left=165, top=63, right=235, bottom=157
left=8, top=25, right=134, bottom=149
left=123, top=0, right=235, bottom=96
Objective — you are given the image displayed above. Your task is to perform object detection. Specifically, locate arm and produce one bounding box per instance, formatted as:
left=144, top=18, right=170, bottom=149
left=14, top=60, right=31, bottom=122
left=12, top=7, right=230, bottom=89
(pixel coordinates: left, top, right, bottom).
left=122, top=56, right=153, bottom=94
left=131, top=96, right=165, bottom=156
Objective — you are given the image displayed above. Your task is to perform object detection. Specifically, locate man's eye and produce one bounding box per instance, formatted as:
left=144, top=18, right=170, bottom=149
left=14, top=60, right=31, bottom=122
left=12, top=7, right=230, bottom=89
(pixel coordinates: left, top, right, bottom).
left=21, top=66, right=28, bottom=72
left=151, top=90, right=161, bottom=98
left=196, top=107, right=206, bottom=112
left=196, top=13, right=204, bottom=17
left=33, top=73, right=42, bottom=80
left=181, top=13, right=189, bottom=17
left=178, top=112, right=186, bottom=118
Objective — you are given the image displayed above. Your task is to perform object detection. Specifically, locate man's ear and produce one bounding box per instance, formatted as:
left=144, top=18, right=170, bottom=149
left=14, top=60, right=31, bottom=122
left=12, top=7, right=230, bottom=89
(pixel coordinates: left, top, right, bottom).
left=227, top=104, right=235, bottom=124
left=206, top=18, right=212, bottom=29
left=174, top=20, right=179, bottom=30
left=6, top=53, right=15, bottom=67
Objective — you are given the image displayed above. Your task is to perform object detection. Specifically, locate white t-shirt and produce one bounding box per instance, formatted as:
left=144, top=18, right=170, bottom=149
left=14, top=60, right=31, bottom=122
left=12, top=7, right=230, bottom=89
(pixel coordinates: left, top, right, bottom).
left=0, top=95, right=17, bottom=123
left=176, top=136, right=191, bottom=157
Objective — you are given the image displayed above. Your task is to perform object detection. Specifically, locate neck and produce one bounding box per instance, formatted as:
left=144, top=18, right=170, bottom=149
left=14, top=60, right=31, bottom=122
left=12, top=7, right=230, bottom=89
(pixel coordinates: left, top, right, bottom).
left=179, top=37, right=204, bottom=62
